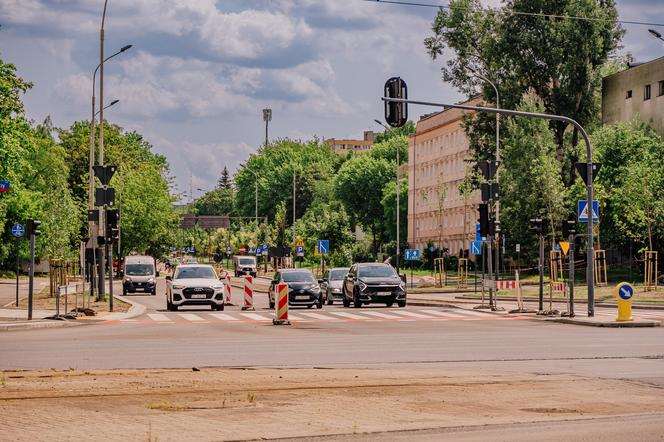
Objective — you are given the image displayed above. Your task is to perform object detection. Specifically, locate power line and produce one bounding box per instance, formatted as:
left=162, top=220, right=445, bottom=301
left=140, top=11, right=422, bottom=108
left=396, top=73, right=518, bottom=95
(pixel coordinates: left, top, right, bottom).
left=362, top=0, right=664, bottom=28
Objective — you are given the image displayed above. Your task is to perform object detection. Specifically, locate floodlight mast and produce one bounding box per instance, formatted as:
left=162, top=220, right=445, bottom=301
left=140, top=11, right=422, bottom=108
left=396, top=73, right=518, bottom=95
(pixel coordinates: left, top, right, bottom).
left=382, top=95, right=596, bottom=317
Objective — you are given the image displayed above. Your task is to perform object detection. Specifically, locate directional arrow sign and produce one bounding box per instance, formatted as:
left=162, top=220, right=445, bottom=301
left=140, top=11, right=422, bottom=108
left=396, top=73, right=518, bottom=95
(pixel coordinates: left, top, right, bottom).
left=404, top=249, right=421, bottom=260
left=316, top=240, right=329, bottom=255
left=470, top=241, right=482, bottom=255
left=11, top=223, right=25, bottom=237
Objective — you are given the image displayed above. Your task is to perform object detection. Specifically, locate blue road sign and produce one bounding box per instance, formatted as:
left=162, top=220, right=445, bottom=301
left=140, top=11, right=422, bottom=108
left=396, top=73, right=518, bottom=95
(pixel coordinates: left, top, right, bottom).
left=578, top=200, right=599, bottom=222
left=11, top=223, right=25, bottom=238
left=317, top=240, right=329, bottom=254
left=249, top=247, right=257, bottom=254
left=404, top=249, right=421, bottom=261
left=429, top=245, right=436, bottom=252
left=475, top=223, right=481, bottom=241
left=618, top=284, right=633, bottom=301
left=296, top=245, right=305, bottom=254
left=226, top=246, right=232, bottom=254
left=554, top=243, right=561, bottom=251
left=470, top=241, right=482, bottom=255
left=0, top=180, right=10, bottom=193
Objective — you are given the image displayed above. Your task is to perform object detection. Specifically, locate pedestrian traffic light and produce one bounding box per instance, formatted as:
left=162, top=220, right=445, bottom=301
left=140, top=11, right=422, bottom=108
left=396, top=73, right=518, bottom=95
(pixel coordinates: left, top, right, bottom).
left=105, top=209, right=120, bottom=243
left=479, top=204, right=490, bottom=237
left=529, top=218, right=543, bottom=235
left=562, top=214, right=576, bottom=238
left=384, top=77, right=408, bottom=128
left=26, top=219, right=41, bottom=237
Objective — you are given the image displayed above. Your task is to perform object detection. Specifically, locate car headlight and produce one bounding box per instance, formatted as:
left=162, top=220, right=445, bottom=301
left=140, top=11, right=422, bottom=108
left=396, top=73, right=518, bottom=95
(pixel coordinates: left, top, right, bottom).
left=124, top=277, right=132, bottom=283
left=172, top=284, right=186, bottom=290
left=212, top=285, right=223, bottom=290
left=399, top=280, right=406, bottom=290
left=357, top=280, right=367, bottom=291
left=148, top=278, right=155, bottom=283
left=332, top=288, right=341, bottom=293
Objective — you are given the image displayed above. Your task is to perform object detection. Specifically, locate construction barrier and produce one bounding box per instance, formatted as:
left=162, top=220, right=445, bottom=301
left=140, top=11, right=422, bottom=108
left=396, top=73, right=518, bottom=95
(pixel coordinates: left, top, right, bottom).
left=457, top=258, right=468, bottom=288
left=273, top=282, right=290, bottom=325
left=242, top=275, right=254, bottom=311
left=594, top=249, right=608, bottom=287
left=496, top=280, right=518, bottom=290
left=434, top=258, right=445, bottom=288
left=225, top=274, right=232, bottom=304
left=645, top=251, right=658, bottom=292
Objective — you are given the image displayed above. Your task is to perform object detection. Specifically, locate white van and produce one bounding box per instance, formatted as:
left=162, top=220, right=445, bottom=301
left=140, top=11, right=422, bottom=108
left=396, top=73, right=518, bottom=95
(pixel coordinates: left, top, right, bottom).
left=233, top=255, right=257, bottom=278
left=123, top=255, right=158, bottom=295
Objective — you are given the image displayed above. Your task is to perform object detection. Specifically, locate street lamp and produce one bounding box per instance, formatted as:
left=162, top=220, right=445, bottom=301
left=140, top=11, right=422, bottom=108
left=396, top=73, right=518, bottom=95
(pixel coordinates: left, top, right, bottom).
left=648, top=29, right=664, bottom=42
left=94, top=99, right=119, bottom=116
left=374, top=119, right=401, bottom=274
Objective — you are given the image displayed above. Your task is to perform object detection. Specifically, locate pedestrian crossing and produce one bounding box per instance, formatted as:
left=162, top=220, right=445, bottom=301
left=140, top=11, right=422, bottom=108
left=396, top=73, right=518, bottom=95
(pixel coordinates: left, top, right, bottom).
left=107, top=306, right=664, bottom=326
left=114, top=308, right=537, bottom=325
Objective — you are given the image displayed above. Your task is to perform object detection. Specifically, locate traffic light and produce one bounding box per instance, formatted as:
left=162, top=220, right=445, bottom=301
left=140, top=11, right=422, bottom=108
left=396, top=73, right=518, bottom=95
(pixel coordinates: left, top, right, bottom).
left=479, top=204, right=490, bottom=237
left=106, top=209, right=120, bottom=243
left=26, top=219, right=42, bottom=237
left=384, top=77, right=408, bottom=128
left=562, top=214, right=576, bottom=238
left=529, top=218, right=543, bottom=235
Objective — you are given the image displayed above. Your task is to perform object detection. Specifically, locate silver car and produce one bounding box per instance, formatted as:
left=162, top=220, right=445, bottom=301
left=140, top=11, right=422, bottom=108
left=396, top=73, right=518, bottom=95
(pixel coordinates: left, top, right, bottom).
left=320, top=268, right=349, bottom=305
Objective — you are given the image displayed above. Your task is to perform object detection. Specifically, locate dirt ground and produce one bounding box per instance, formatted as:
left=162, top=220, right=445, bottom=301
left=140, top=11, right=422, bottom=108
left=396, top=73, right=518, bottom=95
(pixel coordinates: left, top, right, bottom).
left=1, top=367, right=663, bottom=441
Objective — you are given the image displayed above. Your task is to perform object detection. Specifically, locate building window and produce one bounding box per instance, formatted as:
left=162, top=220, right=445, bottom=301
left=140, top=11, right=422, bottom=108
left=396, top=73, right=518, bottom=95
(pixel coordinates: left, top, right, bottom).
left=644, top=84, right=651, bottom=101
left=659, top=80, right=664, bottom=97
left=626, top=90, right=632, bottom=99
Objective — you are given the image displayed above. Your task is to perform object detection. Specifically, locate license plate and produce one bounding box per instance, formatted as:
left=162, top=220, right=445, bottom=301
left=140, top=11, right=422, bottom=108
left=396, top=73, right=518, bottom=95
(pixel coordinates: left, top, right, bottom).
left=191, top=294, right=207, bottom=299
left=377, top=291, right=392, bottom=296
left=296, top=295, right=310, bottom=300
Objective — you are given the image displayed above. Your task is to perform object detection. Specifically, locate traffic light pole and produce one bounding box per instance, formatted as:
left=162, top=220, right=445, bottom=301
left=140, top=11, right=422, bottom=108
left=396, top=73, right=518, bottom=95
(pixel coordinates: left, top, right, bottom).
left=15, top=236, right=20, bottom=307
left=107, top=243, right=113, bottom=312
left=28, top=232, right=35, bottom=320
left=538, top=233, right=544, bottom=313
left=568, top=233, right=575, bottom=317
left=486, top=234, right=494, bottom=308
left=382, top=96, right=596, bottom=317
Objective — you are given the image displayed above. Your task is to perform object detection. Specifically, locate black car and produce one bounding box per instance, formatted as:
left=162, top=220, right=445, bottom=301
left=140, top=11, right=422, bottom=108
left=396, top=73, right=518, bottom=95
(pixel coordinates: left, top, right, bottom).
left=342, top=263, right=406, bottom=308
left=269, top=269, right=323, bottom=309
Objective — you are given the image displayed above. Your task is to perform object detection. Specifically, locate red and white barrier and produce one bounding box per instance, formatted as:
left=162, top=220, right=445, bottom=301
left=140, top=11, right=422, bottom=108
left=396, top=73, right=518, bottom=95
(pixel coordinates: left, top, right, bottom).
left=242, top=275, right=254, bottom=311
left=225, top=274, right=232, bottom=304
left=496, top=280, right=518, bottom=290
left=550, top=281, right=566, bottom=292
left=273, top=282, right=290, bottom=325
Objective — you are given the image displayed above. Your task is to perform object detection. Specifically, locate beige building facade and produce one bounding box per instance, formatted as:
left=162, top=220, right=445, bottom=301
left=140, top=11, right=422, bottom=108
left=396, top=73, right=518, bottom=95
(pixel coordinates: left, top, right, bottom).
left=407, top=99, right=481, bottom=255
left=325, top=131, right=374, bottom=155
left=602, top=56, right=664, bottom=136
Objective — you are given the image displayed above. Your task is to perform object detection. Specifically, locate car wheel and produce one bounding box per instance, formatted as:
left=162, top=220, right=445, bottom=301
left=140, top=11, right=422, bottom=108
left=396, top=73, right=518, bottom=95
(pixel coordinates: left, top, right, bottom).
left=151, top=290, right=156, bottom=296
left=398, top=300, right=407, bottom=308
left=167, top=299, right=172, bottom=310
left=122, top=289, right=126, bottom=296
left=386, top=301, right=394, bottom=307
left=326, top=291, right=334, bottom=305
left=353, top=289, right=362, bottom=308
left=317, top=298, right=323, bottom=309
left=307, top=304, right=313, bottom=309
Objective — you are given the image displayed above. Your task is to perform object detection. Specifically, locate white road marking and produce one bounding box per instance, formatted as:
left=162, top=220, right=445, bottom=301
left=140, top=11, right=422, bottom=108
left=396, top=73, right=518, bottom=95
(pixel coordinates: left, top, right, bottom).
left=209, top=313, right=239, bottom=321
left=239, top=313, right=271, bottom=321
left=330, top=312, right=370, bottom=320
left=389, top=310, right=436, bottom=319
left=418, top=310, right=464, bottom=318
left=452, top=309, right=491, bottom=317
left=178, top=313, right=205, bottom=321
left=360, top=310, right=406, bottom=320
left=300, top=312, right=340, bottom=321
left=148, top=313, right=171, bottom=322
left=284, top=313, right=308, bottom=321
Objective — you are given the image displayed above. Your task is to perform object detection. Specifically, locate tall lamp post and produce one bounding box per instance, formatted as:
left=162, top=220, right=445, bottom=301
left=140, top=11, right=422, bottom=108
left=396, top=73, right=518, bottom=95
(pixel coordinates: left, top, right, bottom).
left=263, top=108, right=272, bottom=148
left=374, top=119, right=401, bottom=274
left=469, top=68, right=501, bottom=284
left=649, top=29, right=664, bottom=43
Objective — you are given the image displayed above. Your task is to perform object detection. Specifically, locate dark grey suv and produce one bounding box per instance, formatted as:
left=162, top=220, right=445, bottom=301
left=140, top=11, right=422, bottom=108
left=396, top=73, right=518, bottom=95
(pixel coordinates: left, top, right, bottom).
left=342, top=263, right=406, bottom=308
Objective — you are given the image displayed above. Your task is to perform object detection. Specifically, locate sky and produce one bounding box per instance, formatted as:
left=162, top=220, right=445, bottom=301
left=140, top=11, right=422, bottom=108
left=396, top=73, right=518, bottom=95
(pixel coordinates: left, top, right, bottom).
left=1, top=0, right=663, bottom=201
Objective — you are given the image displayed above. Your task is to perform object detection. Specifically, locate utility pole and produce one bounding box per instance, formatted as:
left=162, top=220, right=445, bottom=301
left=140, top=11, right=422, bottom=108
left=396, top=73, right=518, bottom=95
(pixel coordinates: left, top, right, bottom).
left=26, top=220, right=41, bottom=320
left=97, top=0, right=109, bottom=301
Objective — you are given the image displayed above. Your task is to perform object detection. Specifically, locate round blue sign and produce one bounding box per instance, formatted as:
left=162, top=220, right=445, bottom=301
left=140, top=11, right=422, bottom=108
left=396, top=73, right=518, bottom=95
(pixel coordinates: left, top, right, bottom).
left=618, top=284, right=633, bottom=301
left=11, top=223, right=25, bottom=238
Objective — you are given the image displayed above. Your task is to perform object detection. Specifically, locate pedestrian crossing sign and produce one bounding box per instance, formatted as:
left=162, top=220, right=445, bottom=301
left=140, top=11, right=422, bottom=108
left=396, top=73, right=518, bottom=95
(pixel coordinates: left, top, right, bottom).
left=577, top=200, right=599, bottom=222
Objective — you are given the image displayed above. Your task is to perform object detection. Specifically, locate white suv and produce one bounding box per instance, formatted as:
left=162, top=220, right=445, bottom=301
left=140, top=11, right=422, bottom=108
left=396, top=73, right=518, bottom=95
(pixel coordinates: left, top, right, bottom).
left=166, top=264, right=225, bottom=311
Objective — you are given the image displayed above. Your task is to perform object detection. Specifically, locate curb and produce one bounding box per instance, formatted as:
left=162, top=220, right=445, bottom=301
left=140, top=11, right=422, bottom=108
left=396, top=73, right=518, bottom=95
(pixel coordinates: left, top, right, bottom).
left=0, top=319, right=81, bottom=332
left=549, top=317, right=661, bottom=328
left=92, top=294, right=146, bottom=321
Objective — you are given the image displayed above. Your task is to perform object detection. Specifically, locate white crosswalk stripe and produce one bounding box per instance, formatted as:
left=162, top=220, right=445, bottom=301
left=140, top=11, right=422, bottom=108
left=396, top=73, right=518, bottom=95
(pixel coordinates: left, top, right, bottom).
left=453, top=309, right=492, bottom=317
left=178, top=313, right=205, bottom=321
left=300, top=312, right=341, bottom=321
left=239, top=312, right=271, bottom=321
left=147, top=313, right=171, bottom=321
left=209, top=313, right=239, bottom=321
left=284, top=313, right=308, bottom=321
left=389, top=310, right=436, bottom=319
left=419, top=310, right=470, bottom=318
left=330, top=312, right=371, bottom=320
left=358, top=311, right=405, bottom=320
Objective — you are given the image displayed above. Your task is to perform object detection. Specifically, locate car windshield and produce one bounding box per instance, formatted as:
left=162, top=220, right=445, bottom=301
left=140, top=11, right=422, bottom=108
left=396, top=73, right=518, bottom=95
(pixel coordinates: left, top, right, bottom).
left=239, top=258, right=255, bottom=266
left=125, top=264, right=154, bottom=276
left=329, top=270, right=347, bottom=281
left=174, top=266, right=217, bottom=280
left=282, top=271, right=316, bottom=283
left=358, top=265, right=396, bottom=278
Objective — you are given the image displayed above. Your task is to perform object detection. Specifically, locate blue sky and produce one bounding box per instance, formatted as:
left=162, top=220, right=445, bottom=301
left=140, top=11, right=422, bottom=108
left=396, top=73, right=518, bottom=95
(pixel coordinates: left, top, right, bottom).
left=1, top=0, right=663, bottom=200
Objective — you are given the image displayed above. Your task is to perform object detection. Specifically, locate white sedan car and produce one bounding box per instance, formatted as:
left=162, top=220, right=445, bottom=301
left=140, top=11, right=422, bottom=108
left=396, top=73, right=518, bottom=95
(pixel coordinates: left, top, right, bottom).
left=166, top=264, right=225, bottom=311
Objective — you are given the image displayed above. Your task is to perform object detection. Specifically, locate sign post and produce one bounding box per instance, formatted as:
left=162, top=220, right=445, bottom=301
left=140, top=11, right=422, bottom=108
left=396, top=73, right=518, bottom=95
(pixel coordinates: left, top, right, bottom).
left=404, top=249, right=420, bottom=288
left=615, top=282, right=634, bottom=321
left=12, top=223, right=25, bottom=307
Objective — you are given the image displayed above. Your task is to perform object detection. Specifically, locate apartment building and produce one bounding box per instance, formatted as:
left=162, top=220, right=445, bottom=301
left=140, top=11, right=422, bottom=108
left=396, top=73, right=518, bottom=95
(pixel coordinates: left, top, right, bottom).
left=407, top=98, right=481, bottom=255
left=326, top=131, right=374, bottom=155
left=602, top=56, right=664, bottom=136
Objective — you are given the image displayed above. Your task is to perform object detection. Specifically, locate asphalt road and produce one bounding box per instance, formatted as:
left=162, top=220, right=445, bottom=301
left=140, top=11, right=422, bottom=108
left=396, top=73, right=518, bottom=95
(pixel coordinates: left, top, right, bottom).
left=1, top=277, right=663, bottom=387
